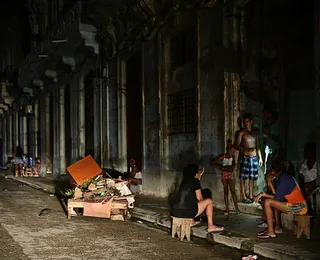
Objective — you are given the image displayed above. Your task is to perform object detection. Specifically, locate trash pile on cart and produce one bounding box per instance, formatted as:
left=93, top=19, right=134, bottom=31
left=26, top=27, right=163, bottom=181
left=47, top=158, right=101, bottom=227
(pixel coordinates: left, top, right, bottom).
left=63, top=155, right=134, bottom=221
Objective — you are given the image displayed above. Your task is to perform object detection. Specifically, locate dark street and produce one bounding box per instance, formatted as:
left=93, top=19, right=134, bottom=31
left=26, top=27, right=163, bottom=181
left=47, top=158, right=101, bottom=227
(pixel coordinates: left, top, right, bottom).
left=0, top=174, right=263, bottom=260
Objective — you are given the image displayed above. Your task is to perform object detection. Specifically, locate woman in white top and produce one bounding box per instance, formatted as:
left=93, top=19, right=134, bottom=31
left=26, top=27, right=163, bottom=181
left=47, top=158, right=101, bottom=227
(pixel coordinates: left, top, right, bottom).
left=212, top=140, right=240, bottom=216
left=299, top=143, right=317, bottom=198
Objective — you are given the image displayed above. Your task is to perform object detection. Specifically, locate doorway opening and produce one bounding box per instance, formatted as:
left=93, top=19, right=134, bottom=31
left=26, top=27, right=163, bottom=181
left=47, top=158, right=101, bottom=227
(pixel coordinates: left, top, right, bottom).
left=126, top=51, right=143, bottom=172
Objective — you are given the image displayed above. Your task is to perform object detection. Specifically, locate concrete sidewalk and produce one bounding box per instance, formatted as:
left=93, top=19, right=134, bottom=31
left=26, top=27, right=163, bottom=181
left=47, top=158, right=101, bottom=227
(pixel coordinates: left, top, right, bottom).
left=3, top=171, right=319, bottom=260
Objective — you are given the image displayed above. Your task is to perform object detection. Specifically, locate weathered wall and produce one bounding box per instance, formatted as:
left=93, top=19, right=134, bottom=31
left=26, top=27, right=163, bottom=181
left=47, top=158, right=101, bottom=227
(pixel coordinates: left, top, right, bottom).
left=287, top=90, right=316, bottom=171
left=198, top=6, right=225, bottom=172
left=141, top=4, right=233, bottom=209
left=143, top=40, right=161, bottom=170
left=166, top=63, right=198, bottom=170
left=105, top=61, right=119, bottom=168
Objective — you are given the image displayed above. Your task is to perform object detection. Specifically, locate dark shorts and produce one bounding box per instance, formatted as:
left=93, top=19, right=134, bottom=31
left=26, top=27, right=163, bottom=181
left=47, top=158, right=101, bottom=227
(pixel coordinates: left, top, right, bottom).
left=172, top=205, right=198, bottom=218
left=240, top=156, right=259, bottom=180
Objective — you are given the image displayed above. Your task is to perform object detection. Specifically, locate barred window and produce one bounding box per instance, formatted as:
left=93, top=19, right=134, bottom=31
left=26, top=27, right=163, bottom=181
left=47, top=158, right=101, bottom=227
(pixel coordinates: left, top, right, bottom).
left=168, top=89, right=197, bottom=135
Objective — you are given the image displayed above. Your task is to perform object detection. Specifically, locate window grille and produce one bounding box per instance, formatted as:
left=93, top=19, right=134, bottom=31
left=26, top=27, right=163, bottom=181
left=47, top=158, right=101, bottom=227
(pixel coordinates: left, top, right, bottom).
left=168, top=89, right=197, bottom=135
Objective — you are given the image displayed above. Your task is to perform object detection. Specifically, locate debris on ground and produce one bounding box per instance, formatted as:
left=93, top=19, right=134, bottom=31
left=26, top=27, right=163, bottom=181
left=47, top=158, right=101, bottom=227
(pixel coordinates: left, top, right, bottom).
left=38, top=208, right=51, bottom=216
left=63, top=156, right=135, bottom=220
left=242, top=255, right=258, bottom=260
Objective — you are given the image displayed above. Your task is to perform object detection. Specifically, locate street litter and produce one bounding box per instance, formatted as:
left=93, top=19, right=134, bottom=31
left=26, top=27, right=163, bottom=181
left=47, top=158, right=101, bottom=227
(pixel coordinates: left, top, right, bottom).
left=63, top=155, right=135, bottom=221
left=137, top=220, right=143, bottom=224
left=38, top=208, right=51, bottom=216
left=242, top=255, right=258, bottom=260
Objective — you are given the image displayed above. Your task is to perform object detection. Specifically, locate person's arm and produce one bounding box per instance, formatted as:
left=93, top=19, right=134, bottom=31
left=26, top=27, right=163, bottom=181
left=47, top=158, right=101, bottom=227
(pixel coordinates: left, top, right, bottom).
left=128, top=178, right=139, bottom=185
left=195, top=189, right=204, bottom=202
left=254, top=191, right=275, bottom=203
left=267, top=177, right=276, bottom=195
left=235, top=131, right=244, bottom=151
left=231, top=155, right=235, bottom=171
left=128, top=167, right=142, bottom=185
left=212, top=155, right=224, bottom=170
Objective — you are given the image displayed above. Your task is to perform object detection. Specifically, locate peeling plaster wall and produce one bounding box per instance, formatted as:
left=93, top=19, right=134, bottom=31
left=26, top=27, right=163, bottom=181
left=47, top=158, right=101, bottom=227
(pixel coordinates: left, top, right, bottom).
left=167, top=62, right=198, bottom=170
left=143, top=40, right=160, bottom=170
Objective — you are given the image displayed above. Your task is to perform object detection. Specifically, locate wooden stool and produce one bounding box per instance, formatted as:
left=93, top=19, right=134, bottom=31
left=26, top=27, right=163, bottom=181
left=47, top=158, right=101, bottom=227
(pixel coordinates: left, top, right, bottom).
left=294, top=215, right=311, bottom=239
left=171, top=217, right=193, bottom=241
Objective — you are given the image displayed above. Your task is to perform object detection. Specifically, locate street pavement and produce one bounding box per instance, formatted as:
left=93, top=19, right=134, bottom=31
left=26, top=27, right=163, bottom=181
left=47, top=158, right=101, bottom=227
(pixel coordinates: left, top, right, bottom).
left=0, top=174, right=265, bottom=260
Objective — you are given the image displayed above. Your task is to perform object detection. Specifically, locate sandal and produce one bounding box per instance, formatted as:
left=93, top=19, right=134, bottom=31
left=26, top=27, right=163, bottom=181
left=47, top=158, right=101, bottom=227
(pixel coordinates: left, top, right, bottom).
left=257, top=228, right=268, bottom=236
left=257, top=234, right=276, bottom=239
left=208, top=226, right=225, bottom=232
left=257, top=222, right=268, bottom=228
left=241, top=198, right=252, bottom=204
left=223, top=210, right=229, bottom=216
left=258, top=228, right=283, bottom=236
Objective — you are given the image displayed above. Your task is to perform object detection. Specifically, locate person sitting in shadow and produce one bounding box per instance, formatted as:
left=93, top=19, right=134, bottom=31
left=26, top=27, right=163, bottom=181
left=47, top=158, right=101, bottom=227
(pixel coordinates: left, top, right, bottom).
left=254, top=164, right=307, bottom=239
left=172, top=164, right=224, bottom=233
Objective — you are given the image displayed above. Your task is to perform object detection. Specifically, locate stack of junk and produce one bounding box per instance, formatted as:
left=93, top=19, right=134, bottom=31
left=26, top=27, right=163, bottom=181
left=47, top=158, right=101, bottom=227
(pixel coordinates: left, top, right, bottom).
left=65, top=155, right=135, bottom=221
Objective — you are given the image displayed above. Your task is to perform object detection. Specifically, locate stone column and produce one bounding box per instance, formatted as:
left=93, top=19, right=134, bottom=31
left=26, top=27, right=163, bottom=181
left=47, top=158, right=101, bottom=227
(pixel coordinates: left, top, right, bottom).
left=39, top=95, right=47, bottom=176
left=70, top=79, right=79, bottom=163
left=14, top=112, right=19, bottom=148
left=45, top=93, right=52, bottom=175
left=59, top=85, right=66, bottom=174
left=23, top=115, right=28, bottom=155
left=52, top=86, right=60, bottom=177
left=78, top=76, right=85, bottom=158
left=34, top=102, right=39, bottom=157
left=2, top=116, right=7, bottom=167
left=93, top=79, right=102, bottom=165
left=7, top=114, right=12, bottom=156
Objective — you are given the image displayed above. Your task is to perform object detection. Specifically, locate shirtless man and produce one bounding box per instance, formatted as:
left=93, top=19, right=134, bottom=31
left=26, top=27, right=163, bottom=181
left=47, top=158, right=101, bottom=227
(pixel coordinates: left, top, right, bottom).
left=236, top=113, right=263, bottom=203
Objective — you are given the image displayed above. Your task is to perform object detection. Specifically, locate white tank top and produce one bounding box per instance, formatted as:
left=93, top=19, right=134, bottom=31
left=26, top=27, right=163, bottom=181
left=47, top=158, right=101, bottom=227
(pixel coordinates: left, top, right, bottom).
left=222, top=156, right=233, bottom=166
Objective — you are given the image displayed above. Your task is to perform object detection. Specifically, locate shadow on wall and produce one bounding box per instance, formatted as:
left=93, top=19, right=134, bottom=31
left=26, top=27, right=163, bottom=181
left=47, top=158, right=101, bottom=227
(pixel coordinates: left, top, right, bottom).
left=169, top=146, right=198, bottom=171
left=167, top=175, right=181, bottom=211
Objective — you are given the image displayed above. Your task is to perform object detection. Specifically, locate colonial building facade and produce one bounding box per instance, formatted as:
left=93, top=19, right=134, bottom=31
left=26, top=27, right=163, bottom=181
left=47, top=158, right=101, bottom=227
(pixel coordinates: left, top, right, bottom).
left=0, top=0, right=318, bottom=208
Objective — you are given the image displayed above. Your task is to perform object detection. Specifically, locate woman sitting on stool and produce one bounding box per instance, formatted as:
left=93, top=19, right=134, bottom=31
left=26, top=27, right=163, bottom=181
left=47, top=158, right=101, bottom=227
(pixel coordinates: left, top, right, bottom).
left=172, top=164, right=224, bottom=233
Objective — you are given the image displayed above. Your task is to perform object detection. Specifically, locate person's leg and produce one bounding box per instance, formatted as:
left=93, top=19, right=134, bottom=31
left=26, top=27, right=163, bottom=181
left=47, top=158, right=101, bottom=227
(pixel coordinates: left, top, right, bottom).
left=228, top=179, right=239, bottom=212
left=14, top=164, right=18, bottom=177
left=260, top=199, right=266, bottom=220
left=274, top=209, right=282, bottom=231
left=222, top=179, right=229, bottom=214
left=239, top=157, right=248, bottom=201
left=249, top=179, right=254, bottom=199
left=262, top=199, right=287, bottom=236
left=240, top=179, right=247, bottom=201
left=249, top=157, right=259, bottom=200
left=196, top=199, right=223, bottom=231
left=19, top=164, right=24, bottom=176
